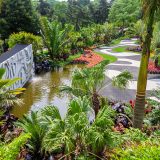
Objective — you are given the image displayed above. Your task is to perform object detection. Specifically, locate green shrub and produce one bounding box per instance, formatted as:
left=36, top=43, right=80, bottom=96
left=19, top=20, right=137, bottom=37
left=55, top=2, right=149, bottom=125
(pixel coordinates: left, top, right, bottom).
left=0, top=133, right=31, bottom=160
left=8, top=32, right=43, bottom=54
left=112, top=141, right=160, bottom=160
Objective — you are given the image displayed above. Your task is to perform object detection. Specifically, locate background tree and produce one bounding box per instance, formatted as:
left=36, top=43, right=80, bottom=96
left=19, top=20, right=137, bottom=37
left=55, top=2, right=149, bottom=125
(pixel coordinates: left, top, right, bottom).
left=109, top=0, right=141, bottom=26
left=97, top=0, right=109, bottom=24
left=37, top=0, right=54, bottom=19
left=0, top=0, right=39, bottom=40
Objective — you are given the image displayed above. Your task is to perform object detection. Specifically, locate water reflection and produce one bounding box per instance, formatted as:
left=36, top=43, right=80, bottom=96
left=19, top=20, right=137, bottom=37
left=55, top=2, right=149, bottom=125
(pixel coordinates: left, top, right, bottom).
left=12, top=64, right=84, bottom=118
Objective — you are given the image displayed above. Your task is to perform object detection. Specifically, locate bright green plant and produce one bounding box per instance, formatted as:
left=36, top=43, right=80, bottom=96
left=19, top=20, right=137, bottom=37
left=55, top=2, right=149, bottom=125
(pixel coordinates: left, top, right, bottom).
left=61, top=61, right=133, bottom=116
left=40, top=17, right=72, bottom=60
left=0, top=133, right=31, bottom=160
left=79, top=27, right=94, bottom=48
left=42, top=96, right=115, bottom=159
left=0, top=68, right=25, bottom=108
left=8, top=32, right=43, bottom=54
left=103, top=23, right=118, bottom=44
left=112, top=140, right=160, bottom=160
left=16, top=111, right=46, bottom=159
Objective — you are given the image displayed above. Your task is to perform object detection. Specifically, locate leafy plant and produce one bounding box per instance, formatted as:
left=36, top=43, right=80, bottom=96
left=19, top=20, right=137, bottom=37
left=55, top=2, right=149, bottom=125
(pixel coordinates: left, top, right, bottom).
left=0, top=68, right=25, bottom=109
left=16, top=111, right=46, bottom=159
left=112, top=140, right=160, bottom=160
left=61, top=62, right=133, bottom=116
left=0, top=133, right=31, bottom=160
left=8, top=32, right=42, bottom=54
left=42, top=97, right=115, bottom=159
left=40, top=17, right=72, bottom=60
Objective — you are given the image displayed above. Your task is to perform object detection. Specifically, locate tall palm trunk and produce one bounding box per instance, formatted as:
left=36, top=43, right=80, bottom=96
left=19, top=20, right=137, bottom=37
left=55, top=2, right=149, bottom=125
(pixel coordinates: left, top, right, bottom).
left=92, top=92, right=100, bottom=117
left=133, top=4, right=156, bottom=129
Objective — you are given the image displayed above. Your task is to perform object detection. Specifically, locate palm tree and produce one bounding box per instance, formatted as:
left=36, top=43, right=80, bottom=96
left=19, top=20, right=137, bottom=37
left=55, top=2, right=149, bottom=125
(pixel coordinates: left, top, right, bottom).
left=0, top=68, right=25, bottom=109
left=40, top=17, right=72, bottom=60
left=133, top=0, right=160, bottom=129
left=42, top=96, right=115, bottom=159
left=61, top=61, right=133, bottom=116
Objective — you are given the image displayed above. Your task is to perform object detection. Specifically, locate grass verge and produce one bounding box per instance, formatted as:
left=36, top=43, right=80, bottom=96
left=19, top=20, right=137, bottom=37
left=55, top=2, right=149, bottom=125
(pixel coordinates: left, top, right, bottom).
left=95, top=51, right=117, bottom=63
left=112, top=46, right=128, bottom=52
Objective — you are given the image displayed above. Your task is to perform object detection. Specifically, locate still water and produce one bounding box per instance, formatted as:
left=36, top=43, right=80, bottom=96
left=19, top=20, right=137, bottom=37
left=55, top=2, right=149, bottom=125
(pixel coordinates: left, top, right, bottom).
left=12, top=64, right=84, bottom=118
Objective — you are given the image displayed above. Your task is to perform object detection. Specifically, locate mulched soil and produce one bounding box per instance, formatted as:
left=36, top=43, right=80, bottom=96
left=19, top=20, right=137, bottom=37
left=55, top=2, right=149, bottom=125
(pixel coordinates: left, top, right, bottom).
left=74, top=50, right=104, bottom=67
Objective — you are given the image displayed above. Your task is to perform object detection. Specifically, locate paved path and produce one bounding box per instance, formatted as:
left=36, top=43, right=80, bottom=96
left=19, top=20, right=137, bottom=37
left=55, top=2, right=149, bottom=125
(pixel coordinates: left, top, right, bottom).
left=95, top=39, right=160, bottom=102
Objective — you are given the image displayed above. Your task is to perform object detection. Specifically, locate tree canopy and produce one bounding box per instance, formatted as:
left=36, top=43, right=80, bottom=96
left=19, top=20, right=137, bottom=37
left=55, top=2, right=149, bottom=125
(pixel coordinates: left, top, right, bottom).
left=109, top=0, right=141, bottom=26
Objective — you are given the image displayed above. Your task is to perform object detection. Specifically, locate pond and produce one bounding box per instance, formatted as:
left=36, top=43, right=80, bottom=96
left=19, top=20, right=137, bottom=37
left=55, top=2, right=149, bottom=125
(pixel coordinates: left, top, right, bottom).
left=11, top=64, right=84, bottom=118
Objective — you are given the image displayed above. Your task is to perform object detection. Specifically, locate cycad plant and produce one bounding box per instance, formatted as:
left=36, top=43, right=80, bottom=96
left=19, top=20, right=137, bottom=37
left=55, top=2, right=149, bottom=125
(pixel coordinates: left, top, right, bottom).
left=61, top=61, right=133, bottom=116
left=42, top=96, right=116, bottom=159
left=16, top=111, right=47, bottom=159
left=0, top=68, right=25, bottom=109
left=40, top=17, right=72, bottom=60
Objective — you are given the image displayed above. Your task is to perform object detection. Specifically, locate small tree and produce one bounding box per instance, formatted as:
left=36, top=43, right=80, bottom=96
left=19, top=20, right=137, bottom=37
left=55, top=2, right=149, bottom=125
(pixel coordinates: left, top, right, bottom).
left=40, top=17, right=72, bottom=60
left=61, top=61, right=133, bottom=116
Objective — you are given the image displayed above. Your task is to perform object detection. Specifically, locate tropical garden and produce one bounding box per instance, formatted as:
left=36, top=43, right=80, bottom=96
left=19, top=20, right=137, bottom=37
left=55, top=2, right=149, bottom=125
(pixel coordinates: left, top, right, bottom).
left=0, top=0, right=160, bottom=159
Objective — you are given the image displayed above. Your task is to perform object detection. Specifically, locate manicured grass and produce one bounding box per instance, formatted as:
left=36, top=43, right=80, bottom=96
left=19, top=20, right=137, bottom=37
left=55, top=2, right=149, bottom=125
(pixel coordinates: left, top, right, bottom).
left=109, top=36, right=130, bottom=46
left=59, top=53, right=82, bottom=66
left=110, top=38, right=122, bottom=46
left=95, top=51, right=117, bottom=63
left=112, top=46, right=128, bottom=52
left=67, top=53, right=81, bottom=62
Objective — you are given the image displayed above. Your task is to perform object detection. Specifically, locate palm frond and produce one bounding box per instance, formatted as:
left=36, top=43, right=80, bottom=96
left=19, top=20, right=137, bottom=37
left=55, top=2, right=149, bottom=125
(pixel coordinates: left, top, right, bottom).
left=112, top=71, right=133, bottom=90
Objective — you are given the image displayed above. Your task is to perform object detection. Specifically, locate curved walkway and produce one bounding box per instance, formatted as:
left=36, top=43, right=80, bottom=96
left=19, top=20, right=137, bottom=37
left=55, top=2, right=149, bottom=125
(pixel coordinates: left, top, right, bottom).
left=95, top=39, right=160, bottom=102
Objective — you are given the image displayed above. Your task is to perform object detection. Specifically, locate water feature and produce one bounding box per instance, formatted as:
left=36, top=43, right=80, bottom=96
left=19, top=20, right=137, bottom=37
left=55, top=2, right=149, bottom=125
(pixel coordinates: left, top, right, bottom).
left=12, top=64, right=84, bottom=118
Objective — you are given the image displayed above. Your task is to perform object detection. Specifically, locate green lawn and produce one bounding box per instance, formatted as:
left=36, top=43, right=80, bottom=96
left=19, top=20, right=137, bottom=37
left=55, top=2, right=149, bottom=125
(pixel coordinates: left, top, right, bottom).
left=109, top=38, right=122, bottom=46
left=67, top=53, right=81, bottom=62
left=95, top=51, right=117, bottom=63
left=112, top=46, right=128, bottom=52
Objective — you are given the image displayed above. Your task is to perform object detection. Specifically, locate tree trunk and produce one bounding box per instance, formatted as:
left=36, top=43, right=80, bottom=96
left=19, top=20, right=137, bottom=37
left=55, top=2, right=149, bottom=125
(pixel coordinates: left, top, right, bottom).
left=133, top=5, right=156, bottom=129
left=92, top=92, right=100, bottom=117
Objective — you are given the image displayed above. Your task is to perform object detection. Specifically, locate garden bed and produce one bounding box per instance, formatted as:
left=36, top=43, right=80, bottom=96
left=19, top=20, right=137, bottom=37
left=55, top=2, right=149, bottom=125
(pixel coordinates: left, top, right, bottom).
left=148, top=61, right=160, bottom=74
left=74, top=50, right=104, bottom=67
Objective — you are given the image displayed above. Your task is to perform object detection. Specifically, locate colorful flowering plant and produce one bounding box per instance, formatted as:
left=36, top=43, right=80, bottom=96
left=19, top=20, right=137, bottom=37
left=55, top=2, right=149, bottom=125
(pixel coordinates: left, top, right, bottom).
left=129, top=100, right=152, bottom=114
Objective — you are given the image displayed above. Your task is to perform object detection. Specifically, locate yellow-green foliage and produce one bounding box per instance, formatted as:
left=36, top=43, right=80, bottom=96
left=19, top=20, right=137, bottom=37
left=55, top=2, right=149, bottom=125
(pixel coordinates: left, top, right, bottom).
left=8, top=32, right=43, bottom=54
left=112, top=140, right=160, bottom=160
left=0, top=133, right=31, bottom=160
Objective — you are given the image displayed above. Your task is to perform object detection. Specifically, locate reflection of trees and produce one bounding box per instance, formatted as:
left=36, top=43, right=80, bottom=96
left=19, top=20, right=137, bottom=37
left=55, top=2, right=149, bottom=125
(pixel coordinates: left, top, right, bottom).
left=12, top=65, right=83, bottom=117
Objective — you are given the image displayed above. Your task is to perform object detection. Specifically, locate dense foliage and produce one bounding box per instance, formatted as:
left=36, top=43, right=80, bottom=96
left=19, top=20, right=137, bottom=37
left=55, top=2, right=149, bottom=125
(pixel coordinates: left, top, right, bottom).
left=0, top=133, right=31, bottom=160
left=8, top=32, right=42, bottom=54
left=0, top=0, right=38, bottom=40
left=109, top=0, right=141, bottom=26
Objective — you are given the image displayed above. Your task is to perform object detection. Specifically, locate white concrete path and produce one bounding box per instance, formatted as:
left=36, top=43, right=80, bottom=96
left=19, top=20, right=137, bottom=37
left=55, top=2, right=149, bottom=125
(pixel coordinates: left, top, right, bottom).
left=99, top=39, right=160, bottom=91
